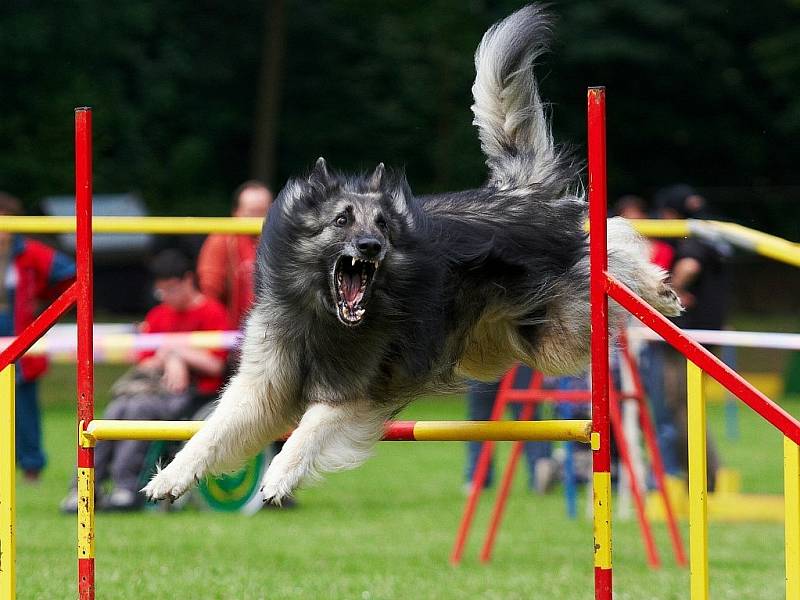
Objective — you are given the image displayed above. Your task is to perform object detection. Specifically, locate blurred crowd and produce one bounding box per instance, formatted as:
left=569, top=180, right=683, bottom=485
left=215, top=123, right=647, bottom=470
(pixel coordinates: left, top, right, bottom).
left=464, top=183, right=731, bottom=495
left=1, top=182, right=276, bottom=512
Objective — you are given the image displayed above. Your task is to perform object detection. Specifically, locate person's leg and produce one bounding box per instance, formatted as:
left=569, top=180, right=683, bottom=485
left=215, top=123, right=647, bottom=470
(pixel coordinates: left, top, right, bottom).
left=662, top=346, right=688, bottom=477
left=640, top=342, right=682, bottom=477
left=15, top=380, right=46, bottom=477
left=108, top=395, right=182, bottom=497
left=512, top=366, right=551, bottom=484
left=465, top=379, right=499, bottom=487
left=92, top=398, right=130, bottom=488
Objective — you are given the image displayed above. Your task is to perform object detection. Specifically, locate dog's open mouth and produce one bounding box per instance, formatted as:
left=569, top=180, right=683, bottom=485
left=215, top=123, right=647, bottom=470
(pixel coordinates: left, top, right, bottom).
left=333, top=255, right=378, bottom=326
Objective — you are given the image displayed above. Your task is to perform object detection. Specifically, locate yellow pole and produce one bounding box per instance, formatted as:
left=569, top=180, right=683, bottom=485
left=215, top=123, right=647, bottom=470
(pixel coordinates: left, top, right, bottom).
left=786, top=437, right=800, bottom=599
left=711, top=222, right=800, bottom=268
left=0, top=216, right=263, bottom=235
left=688, top=361, right=709, bottom=599
left=411, top=419, right=592, bottom=442
left=1, top=366, right=16, bottom=600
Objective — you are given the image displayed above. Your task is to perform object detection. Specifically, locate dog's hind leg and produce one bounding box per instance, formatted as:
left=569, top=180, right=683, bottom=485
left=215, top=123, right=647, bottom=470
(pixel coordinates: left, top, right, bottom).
left=259, top=400, right=388, bottom=505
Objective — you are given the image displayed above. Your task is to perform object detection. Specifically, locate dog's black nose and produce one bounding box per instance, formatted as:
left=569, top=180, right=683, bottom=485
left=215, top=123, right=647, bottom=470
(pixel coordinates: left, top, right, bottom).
left=356, top=237, right=382, bottom=259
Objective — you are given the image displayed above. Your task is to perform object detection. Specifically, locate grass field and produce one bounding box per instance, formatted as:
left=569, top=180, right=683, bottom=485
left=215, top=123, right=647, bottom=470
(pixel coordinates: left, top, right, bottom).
left=13, top=364, right=797, bottom=599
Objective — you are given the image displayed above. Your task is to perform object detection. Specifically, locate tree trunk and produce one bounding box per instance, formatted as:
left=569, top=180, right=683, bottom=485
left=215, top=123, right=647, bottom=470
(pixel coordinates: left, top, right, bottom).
left=251, top=0, right=286, bottom=187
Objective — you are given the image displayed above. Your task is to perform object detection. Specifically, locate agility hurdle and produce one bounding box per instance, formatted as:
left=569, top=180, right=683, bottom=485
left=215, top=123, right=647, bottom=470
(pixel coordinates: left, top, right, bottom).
left=1, top=92, right=799, bottom=599
left=0, top=108, right=594, bottom=600
left=588, top=87, right=800, bottom=599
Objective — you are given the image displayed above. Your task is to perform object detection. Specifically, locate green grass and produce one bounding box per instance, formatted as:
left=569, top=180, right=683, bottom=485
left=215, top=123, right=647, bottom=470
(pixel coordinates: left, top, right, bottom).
left=13, top=364, right=798, bottom=599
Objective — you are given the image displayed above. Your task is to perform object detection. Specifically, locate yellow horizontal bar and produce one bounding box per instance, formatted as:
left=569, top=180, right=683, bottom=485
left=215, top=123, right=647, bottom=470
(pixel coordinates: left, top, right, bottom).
left=413, top=419, right=592, bottom=442
left=0, top=216, right=263, bottom=235
left=629, top=219, right=691, bottom=238
left=584, top=218, right=690, bottom=238
left=711, top=221, right=800, bottom=268
left=3, top=214, right=795, bottom=267
left=82, top=419, right=592, bottom=444
left=82, top=420, right=203, bottom=445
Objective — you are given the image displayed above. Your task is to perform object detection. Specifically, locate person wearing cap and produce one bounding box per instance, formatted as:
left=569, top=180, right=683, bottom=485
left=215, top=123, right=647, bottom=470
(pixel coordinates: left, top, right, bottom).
left=654, top=184, right=732, bottom=490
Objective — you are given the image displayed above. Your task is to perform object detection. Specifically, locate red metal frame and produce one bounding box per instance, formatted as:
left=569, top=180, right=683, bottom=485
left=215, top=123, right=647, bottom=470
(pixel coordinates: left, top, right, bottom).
left=74, top=107, right=95, bottom=600
left=449, top=368, right=514, bottom=564
left=607, top=276, right=800, bottom=445
left=608, top=390, right=660, bottom=567
left=617, top=333, right=687, bottom=567
left=455, top=343, right=687, bottom=568
left=0, top=283, right=77, bottom=370
left=478, top=401, right=535, bottom=563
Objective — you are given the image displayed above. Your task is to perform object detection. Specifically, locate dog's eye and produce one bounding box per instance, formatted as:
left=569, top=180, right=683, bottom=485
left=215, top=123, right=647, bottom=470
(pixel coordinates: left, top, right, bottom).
left=376, top=216, right=388, bottom=231
left=334, top=214, right=348, bottom=227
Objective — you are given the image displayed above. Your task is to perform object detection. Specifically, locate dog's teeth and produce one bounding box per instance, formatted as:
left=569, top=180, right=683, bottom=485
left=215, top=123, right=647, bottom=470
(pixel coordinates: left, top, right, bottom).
left=352, top=257, right=356, bottom=267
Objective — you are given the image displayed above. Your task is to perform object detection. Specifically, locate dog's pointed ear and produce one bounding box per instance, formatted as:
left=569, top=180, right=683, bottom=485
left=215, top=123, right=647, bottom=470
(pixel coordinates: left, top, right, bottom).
left=367, top=162, right=385, bottom=192
left=309, top=157, right=331, bottom=186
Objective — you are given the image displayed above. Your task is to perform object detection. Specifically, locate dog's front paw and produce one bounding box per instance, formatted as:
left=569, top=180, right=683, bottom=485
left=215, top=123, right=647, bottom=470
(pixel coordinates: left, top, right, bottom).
left=141, top=462, right=201, bottom=502
left=655, top=281, right=683, bottom=317
left=259, top=458, right=301, bottom=506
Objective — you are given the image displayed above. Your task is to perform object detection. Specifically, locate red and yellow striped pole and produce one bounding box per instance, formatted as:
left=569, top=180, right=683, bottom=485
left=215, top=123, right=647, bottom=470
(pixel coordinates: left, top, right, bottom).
left=588, top=86, right=613, bottom=599
left=75, top=107, right=95, bottom=600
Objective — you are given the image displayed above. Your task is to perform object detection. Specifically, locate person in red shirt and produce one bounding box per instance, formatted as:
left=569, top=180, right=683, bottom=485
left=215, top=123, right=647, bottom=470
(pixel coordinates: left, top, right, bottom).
left=197, top=181, right=272, bottom=327
left=61, top=250, right=231, bottom=512
left=614, top=195, right=674, bottom=271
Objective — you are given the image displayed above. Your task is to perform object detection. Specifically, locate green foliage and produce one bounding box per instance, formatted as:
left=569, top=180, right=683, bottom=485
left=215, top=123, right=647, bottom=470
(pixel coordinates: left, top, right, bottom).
left=1, top=1, right=798, bottom=235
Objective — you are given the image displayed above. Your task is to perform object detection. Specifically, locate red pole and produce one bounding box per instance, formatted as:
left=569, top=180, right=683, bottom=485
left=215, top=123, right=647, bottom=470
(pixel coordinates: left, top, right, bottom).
left=619, top=334, right=687, bottom=567
left=450, top=365, right=515, bottom=564
left=608, top=393, right=661, bottom=568
left=479, top=402, right=534, bottom=562
left=588, top=86, right=613, bottom=599
left=75, top=107, right=95, bottom=600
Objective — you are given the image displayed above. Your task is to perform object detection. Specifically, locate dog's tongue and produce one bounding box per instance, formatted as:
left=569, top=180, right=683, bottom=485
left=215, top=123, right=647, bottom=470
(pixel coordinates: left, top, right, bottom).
left=341, top=272, right=361, bottom=305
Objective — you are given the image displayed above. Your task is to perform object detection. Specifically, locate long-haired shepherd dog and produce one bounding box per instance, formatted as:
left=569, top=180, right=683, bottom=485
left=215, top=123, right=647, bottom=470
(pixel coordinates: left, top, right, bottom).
left=144, top=4, right=680, bottom=504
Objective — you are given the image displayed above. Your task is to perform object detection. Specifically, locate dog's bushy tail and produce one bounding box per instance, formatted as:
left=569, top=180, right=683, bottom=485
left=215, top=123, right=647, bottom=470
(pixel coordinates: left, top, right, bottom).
left=472, top=5, right=570, bottom=191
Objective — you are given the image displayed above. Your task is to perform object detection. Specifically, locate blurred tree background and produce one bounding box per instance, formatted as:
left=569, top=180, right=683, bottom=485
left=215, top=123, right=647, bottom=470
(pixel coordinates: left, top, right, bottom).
left=1, top=0, right=799, bottom=239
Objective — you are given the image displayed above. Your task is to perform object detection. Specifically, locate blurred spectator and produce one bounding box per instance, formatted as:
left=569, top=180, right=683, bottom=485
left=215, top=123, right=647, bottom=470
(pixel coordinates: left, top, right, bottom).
left=61, top=250, right=231, bottom=511
left=614, top=194, right=674, bottom=271
left=654, top=184, right=732, bottom=490
left=196, top=181, right=295, bottom=508
left=614, top=194, right=676, bottom=477
left=0, top=192, right=75, bottom=482
left=197, top=181, right=272, bottom=327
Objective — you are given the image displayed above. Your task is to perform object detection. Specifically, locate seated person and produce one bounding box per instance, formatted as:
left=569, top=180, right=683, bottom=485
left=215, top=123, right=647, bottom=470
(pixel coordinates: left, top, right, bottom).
left=61, top=250, right=231, bottom=512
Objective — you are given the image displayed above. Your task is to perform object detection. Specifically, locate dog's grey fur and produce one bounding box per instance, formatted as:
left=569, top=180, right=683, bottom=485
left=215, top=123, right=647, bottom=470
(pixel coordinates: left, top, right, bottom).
left=144, top=5, right=680, bottom=504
